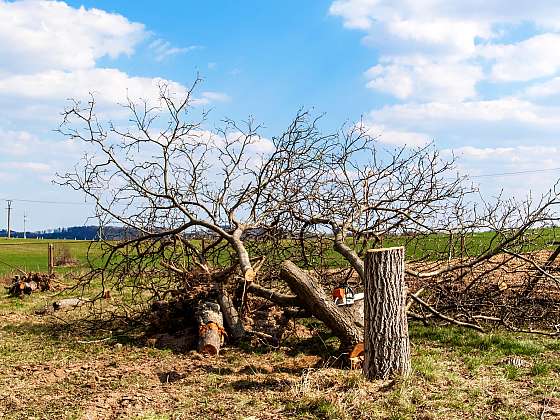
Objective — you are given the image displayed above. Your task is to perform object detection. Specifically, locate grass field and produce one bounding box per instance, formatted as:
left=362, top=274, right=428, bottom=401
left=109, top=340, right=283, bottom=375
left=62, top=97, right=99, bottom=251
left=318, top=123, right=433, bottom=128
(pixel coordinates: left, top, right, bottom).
left=1, top=227, right=559, bottom=276
left=1, top=236, right=560, bottom=418
left=0, top=238, right=100, bottom=275
left=0, top=292, right=559, bottom=419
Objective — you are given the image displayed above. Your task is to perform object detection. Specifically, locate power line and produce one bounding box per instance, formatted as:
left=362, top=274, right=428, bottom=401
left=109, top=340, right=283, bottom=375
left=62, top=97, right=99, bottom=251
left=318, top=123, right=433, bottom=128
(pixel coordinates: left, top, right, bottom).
left=0, top=197, right=90, bottom=206
left=470, top=166, right=560, bottom=179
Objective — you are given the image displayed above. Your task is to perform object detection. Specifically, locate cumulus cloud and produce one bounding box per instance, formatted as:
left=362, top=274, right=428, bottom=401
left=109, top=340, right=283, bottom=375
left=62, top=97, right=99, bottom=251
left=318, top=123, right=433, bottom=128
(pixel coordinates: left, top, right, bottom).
left=3, top=161, right=51, bottom=173
left=330, top=0, right=560, bottom=101
left=368, top=99, right=560, bottom=149
left=480, top=34, right=560, bottom=81
left=200, top=91, right=232, bottom=103
left=524, top=77, right=560, bottom=99
left=442, top=145, right=560, bottom=197
left=365, top=58, right=482, bottom=102
left=0, top=0, right=146, bottom=73
left=330, top=0, right=560, bottom=198
left=363, top=124, right=430, bottom=147
left=0, top=0, right=230, bottom=194
left=0, top=1, right=227, bottom=114
left=0, top=68, right=186, bottom=103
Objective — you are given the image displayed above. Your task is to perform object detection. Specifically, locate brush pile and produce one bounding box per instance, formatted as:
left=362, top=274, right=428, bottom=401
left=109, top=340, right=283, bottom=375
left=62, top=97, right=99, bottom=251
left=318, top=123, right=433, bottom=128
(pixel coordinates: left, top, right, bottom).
left=5, top=272, right=56, bottom=297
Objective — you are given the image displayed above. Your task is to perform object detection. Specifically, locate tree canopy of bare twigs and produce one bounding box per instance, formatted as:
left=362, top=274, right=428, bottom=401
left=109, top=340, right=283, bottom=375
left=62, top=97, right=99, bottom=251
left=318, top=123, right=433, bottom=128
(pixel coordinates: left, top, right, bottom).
left=57, top=79, right=560, bottom=341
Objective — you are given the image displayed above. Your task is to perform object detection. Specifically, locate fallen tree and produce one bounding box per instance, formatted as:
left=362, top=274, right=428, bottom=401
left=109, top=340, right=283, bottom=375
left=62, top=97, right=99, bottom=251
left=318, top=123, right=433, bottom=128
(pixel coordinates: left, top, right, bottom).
left=56, top=79, right=560, bottom=360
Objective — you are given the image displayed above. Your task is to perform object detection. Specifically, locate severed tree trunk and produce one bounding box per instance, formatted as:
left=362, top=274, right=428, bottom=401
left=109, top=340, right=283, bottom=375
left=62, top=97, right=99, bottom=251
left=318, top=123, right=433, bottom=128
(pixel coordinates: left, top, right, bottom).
left=280, top=260, right=363, bottom=349
left=363, top=247, right=411, bottom=379
left=195, top=301, right=224, bottom=355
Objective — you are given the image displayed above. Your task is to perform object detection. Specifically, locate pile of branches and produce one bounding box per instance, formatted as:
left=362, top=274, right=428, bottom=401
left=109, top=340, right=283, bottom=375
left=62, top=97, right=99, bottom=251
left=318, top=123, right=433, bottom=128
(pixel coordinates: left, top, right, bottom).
left=412, top=250, right=560, bottom=334
left=5, top=272, right=56, bottom=297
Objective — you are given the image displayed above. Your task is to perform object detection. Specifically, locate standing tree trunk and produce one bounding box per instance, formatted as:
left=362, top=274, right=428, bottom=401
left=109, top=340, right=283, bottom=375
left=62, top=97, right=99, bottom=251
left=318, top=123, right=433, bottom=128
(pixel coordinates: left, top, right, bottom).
left=363, top=247, right=411, bottom=379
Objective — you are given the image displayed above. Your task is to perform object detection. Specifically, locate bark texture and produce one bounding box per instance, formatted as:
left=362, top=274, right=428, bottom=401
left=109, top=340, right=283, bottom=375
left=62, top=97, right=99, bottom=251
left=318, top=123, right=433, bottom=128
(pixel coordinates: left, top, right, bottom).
left=363, top=247, right=411, bottom=379
left=280, top=260, right=363, bottom=348
left=195, top=301, right=224, bottom=355
left=215, top=283, right=245, bottom=341
left=339, top=298, right=365, bottom=328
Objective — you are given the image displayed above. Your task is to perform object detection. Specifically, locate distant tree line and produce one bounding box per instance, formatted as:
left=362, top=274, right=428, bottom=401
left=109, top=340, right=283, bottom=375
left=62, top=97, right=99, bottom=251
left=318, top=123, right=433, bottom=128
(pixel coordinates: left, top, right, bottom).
left=0, top=225, right=128, bottom=240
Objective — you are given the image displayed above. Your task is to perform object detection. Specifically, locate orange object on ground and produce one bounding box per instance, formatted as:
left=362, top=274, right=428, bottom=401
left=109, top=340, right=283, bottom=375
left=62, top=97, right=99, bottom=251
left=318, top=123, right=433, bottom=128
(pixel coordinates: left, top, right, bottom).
left=332, top=287, right=346, bottom=301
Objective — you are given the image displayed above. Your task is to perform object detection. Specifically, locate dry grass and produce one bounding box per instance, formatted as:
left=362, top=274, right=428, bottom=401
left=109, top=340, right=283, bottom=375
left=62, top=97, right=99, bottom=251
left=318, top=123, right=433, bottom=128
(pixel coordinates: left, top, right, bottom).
left=1, top=293, right=559, bottom=420
left=1, top=262, right=560, bottom=419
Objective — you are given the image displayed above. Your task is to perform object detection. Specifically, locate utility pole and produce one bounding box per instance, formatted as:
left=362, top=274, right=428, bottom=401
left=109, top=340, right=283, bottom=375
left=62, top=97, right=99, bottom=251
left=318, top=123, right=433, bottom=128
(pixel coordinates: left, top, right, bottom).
left=23, top=211, right=27, bottom=239
left=6, top=200, right=12, bottom=239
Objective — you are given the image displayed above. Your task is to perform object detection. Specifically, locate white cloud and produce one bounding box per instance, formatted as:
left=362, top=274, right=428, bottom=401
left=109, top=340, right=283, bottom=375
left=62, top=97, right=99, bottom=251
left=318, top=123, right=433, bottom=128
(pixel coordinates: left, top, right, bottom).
left=149, top=39, right=200, bottom=62
left=365, top=58, right=482, bottom=101
left=330, top=0, right=560, bottom=102
left=329, top=1, right=560, bottom=33
left=3, top=161, right=51, bottom=173
left=0, top=68, right=187, bottom=104
left=200, top=91, right=231, bottom=103
left=524, top=77, right=560, bottom=99
left=480, top=33, right=560, bottom=81
left=0, top=2, right=230, bottom=126
left=0, top=128, right=81, bottom=159
left=368, top=99, right=560, bottom=149
left=442, top=144, right=560, bottom=197
left=371, top=99, right=560, bottom=127
left=0, top=0, right=146, bottom=73
left=0, top=129, right=38, bottom=157
left=0, top=0, right=234, bottom=201
left=364, top=124, right=430, bottom=147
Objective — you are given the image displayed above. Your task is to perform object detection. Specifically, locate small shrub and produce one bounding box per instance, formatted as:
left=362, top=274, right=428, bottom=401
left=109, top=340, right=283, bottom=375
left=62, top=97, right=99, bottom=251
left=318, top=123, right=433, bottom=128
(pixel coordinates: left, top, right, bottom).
left=54, top=245, right=78, bottom=266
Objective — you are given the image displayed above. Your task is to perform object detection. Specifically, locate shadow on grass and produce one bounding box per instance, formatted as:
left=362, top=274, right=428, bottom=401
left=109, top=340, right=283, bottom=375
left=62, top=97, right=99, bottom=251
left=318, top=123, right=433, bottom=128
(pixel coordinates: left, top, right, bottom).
left=230, top=378, right=293, bottom=391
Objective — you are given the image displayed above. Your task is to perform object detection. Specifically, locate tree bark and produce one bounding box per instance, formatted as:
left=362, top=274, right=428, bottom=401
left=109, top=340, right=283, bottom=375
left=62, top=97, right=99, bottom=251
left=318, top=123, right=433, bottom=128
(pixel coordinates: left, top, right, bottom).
left=215, top=283, right=245, bottom=341
left=280, top=260, right=363, bottom=348
left=195, top=301, right=224, bottom=355
left=333, top=234, right=365, bottom=280
left=363, top=247, right=411, bottom=380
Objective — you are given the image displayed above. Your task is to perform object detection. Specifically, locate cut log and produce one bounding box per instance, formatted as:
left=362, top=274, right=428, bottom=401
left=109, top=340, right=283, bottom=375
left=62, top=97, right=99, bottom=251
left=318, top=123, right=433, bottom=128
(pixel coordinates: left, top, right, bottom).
left=363, top=247, right=411, bottom=380
left=52, top=297, right=91, bottom=311
left=195, top=301, right=224, bottom=355
left=280, top=260, right=363, bottom=349
left=349, top=342, right=365, bottom=370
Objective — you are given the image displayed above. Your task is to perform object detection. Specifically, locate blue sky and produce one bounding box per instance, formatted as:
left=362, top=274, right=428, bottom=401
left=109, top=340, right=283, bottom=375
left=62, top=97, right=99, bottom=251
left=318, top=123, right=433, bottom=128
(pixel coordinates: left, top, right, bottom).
left=2, top=0, right=560, bottom=230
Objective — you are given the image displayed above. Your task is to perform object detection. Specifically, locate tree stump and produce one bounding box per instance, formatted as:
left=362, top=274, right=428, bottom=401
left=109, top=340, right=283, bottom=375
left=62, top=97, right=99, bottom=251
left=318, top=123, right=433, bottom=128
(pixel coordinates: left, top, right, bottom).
left=195, top=301, right=224, bottom=355
left=363, top=247, right=411, bottom=379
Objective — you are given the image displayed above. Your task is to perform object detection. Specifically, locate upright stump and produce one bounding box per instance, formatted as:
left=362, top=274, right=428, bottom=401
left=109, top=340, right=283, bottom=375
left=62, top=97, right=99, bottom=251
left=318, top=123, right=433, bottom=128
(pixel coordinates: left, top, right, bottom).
left=363, top=247, right=411, bottom=379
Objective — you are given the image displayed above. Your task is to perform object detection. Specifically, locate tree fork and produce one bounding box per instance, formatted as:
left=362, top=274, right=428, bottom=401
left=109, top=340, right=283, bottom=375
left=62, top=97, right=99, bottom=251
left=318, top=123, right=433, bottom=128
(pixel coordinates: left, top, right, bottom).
left=363, top=247, right=411, bottom=380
